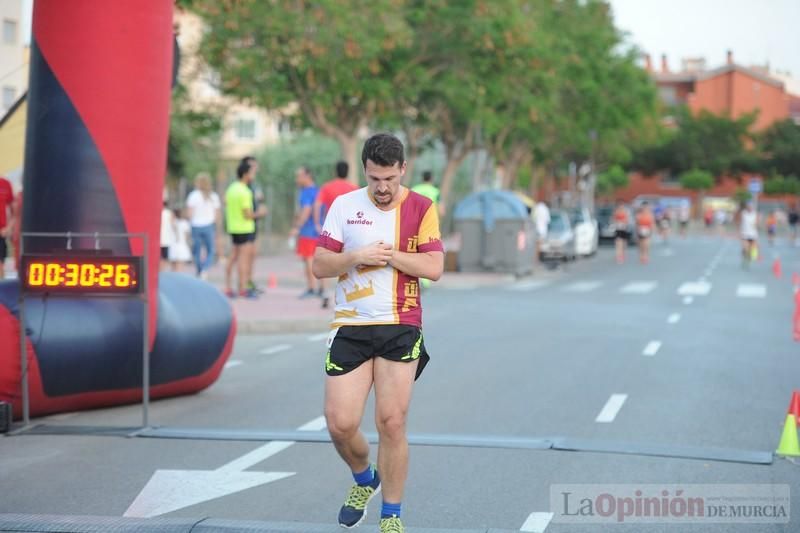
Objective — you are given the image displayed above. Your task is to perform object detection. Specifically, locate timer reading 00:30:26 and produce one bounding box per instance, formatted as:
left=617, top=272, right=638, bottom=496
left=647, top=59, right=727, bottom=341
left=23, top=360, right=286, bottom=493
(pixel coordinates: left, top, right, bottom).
left=27, top=262, right=136, bottom=288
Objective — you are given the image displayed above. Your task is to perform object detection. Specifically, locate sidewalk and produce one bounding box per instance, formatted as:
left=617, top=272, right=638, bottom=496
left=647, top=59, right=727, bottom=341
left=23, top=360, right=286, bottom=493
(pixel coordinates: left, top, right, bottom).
left=198, top=251, right=527, bottom=334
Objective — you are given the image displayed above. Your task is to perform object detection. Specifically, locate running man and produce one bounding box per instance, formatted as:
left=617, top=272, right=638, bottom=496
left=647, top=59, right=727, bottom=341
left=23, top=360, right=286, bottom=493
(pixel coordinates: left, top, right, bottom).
left=740, top=202, right=758, bottom=269
left=636, top=202, right=655, bottom=264
left=313, top=133, right=443, bottom=532
left=613, top=200, right=631, bottom=264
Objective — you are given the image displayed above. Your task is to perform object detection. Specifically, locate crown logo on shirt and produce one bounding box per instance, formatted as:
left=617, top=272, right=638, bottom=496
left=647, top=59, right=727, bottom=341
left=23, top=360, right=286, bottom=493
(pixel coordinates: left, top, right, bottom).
left=357, top=211, right=364, bottom=219
left=344, top=281, right=375, bottom=302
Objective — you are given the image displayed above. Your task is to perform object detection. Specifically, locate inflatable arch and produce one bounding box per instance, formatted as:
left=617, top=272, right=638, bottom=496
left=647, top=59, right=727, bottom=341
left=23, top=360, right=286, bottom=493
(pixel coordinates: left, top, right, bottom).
left=0, top=0, right=235, bottom=418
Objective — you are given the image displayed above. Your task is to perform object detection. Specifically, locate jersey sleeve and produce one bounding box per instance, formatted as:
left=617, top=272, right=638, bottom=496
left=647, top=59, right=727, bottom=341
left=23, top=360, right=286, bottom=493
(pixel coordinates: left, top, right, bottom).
left=317, top=196, right=344, bottom=252
left=417, top=203, right=443, bottom=253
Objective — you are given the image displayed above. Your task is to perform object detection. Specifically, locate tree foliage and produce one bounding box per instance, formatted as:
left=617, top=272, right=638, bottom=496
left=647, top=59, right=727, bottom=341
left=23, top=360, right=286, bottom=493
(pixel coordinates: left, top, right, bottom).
left=759, top=120, right=800, bottom=178
left=167, top=82, right=223, bottom=185
left=596, top=164, right=629, bottom=194
left=188, top=0, right=659, bottom=210
left=631, top=107, right=757, bottom=177
left=679, top=168, right=714, bottom=191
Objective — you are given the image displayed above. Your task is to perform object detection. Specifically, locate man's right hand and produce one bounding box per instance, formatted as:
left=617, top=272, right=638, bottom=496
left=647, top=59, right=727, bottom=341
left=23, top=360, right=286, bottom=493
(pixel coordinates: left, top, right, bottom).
left=355, top=241, right=393, bottom=267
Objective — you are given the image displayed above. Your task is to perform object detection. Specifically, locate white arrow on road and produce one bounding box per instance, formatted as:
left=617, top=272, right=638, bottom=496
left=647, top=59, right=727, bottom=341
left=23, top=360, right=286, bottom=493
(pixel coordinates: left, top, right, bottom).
left=123, top=417, right=326, bottom=518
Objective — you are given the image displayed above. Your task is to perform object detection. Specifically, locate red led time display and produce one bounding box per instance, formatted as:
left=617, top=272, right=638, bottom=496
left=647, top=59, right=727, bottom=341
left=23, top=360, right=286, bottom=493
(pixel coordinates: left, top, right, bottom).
left=21, top=255, right=143, bottom=295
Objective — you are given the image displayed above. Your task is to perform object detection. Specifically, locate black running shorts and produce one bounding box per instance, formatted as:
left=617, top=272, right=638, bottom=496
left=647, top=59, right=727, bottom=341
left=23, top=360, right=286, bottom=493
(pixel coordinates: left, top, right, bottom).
left=0, top=238, right=6, bottom=261
left=325, top=325, right=429, bottom=380
left=231, top=233, right=256, bottom=245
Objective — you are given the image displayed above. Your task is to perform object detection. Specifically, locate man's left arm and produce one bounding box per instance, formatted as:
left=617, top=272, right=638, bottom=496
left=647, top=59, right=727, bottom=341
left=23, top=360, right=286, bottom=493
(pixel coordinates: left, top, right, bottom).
left=388, top=202, right=444, bottom=281
left=389, top=250, right=443, bottom=281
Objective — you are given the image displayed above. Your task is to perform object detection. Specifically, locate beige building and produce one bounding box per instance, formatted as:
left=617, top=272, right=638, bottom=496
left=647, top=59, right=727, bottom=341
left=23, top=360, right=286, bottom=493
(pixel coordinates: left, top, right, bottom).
left=0, top=0, right=27, bottom=188
left=174, top=9, right=288, bottom=165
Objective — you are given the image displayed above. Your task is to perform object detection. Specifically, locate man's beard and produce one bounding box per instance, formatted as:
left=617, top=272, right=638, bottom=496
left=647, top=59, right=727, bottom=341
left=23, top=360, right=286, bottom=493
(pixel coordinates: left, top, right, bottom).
left=374, top=191, right=393, bottom=206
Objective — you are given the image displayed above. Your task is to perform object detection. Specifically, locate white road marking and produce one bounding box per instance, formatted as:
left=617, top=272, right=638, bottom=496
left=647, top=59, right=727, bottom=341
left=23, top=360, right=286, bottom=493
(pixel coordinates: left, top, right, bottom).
left=223, top=360, right=243, bottom=369
left=216, top=441, right=296, bottom=474
left=562, top=281, right=603, bottom=293
left=125, top=415, right=324, bottom=517
left=737, top=284, right=767, bottom=298
left=642, top=341, right=662, bottom=356
left=521, top=512, right=554, bottom=532
left=677, top=281, right=711, bottom=296
left=595, top=394, right=628, bottom=423
left=620, top=281, right=657, bottom=294
left=667, top=313, right=681, bottom=324
left=507, top=280, right=550, bottom=291
left=259, top=344, right=292, bottom=355
left=683, top=296, right=694, bottom=305
left=297, top=416, right=327, bottom=431
left=307, top=333, right=329, bottom=342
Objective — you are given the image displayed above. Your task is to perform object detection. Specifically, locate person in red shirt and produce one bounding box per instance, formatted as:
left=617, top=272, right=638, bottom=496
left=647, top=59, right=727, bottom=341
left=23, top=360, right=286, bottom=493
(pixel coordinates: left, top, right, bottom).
left=636, top=202, right=655, bottom=264
left=0, top=177, right=15, bottom=279
left=313, top=160, right=358, bottom=234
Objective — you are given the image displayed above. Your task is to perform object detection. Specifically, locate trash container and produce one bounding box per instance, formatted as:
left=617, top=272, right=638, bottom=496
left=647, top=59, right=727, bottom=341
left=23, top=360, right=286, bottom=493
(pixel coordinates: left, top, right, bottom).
left=452, top=190, right=536, bottom=276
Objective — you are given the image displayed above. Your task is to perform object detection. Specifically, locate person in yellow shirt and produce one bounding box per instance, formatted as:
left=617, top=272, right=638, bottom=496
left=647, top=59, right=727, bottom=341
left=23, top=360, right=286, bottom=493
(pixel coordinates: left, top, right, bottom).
left=224, top=158, right=259, bottom=298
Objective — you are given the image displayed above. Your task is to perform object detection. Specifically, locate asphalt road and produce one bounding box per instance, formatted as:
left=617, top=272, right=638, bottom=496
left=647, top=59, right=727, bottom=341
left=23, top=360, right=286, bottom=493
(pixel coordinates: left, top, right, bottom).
left=1, top=234, right=799, bottom=532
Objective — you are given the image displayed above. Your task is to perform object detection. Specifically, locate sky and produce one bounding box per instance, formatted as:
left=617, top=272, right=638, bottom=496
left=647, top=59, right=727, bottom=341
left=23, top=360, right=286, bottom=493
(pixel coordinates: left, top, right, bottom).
left=608, top=0, right=800, bottom=77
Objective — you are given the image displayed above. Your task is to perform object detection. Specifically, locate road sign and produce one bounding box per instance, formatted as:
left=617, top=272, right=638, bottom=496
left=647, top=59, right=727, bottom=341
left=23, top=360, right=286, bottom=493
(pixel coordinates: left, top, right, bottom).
left=748, top=178, right=763, bottom=194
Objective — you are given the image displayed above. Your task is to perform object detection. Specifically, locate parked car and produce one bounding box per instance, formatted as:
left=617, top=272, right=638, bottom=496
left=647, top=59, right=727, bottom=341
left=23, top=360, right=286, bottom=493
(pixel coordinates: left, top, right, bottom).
left=596, top=205, right=637, bottom=246
left=539, top=210, right=576, bottom=261
left=569, top=207, right=599, bottom=256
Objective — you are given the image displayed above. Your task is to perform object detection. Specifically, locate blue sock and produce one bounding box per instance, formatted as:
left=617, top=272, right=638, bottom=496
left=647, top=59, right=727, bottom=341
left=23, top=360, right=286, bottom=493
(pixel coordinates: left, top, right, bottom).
left=381, top=501, right=402, bottom=519
left=352, top=464, right=374, bottom=486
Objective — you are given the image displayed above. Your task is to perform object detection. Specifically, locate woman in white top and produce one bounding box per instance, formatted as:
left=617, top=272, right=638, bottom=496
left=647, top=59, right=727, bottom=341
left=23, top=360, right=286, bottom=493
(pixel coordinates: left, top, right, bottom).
left=160, top=201, right=176, bottom=272
left=185, top=172, right=221, bottom=278
left=740, top=202, right=758, bottom=267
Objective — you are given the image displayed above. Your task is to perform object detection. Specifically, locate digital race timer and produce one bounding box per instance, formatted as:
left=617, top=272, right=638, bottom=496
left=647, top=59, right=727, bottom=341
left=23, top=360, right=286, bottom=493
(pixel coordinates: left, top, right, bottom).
left=20, top=255, right=143, bottom=295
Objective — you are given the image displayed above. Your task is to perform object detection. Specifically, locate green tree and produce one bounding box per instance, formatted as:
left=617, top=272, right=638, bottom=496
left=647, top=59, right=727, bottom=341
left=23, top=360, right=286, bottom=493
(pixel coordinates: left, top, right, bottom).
left=764, top=174, right=800, bottom=196
left=679, top=168, right=713, bottom=211
left=167, top=83, right=223, bottom=186
left=632, top=107, right=757, bottom=177
left=596, top=164, right=629, bottom=196
left=192, top=0, right=413, bottom=184
left=759, top=120, right=800, bottom=178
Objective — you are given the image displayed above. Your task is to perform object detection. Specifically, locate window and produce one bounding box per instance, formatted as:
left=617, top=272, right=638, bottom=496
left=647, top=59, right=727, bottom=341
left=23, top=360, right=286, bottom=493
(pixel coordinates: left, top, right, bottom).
left=3, top=19, right=17, bottom=45
left=658, top=86, right=678, bottom=106
left=2, top=86, right=16, bottom=109
left=234, top=118, right=256, bottom=140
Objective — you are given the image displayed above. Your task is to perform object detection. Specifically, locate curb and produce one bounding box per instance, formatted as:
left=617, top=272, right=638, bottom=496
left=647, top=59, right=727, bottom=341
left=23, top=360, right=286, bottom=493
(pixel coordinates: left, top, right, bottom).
left=0, top=514, right=517, bottom=533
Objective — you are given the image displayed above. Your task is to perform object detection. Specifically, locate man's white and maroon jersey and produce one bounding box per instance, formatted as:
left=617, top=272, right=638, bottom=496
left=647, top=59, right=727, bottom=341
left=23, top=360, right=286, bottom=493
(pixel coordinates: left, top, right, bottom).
left=317, top=187, right=443, bottom=328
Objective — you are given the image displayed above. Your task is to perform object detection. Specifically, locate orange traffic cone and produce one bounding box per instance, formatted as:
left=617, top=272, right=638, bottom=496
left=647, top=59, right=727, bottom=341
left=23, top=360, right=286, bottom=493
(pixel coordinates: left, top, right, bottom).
left=773, top=257, right=782, bottom=279
left=776, top=413, right=800, bottom=457
left=267, top=273, right=278, bottom=289
left=788, top=391, right=800, bottom=420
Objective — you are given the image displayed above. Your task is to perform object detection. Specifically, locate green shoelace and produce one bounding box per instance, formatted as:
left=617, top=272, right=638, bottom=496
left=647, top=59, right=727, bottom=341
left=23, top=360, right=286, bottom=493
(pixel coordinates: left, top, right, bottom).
left=343, top=484, right=375, bottom=509
left=379, top=516, right=404, bottom=533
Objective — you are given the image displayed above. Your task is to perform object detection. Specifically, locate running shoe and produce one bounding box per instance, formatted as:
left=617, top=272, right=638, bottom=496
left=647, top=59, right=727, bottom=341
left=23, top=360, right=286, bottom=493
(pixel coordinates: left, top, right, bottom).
left=338, top=467, right=381, bottom=528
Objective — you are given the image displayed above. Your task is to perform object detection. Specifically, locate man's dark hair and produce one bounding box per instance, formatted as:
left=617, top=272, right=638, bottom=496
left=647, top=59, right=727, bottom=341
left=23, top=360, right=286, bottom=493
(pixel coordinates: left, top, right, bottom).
left=237, top=156, right=256, bottom=179
left=422, top=170, right=433, bottom=182
left=335, top=160, right=349, bottom=179
left=300, top=166, right=314, bottom=181
left=361, top=133, right=404, bottom=168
